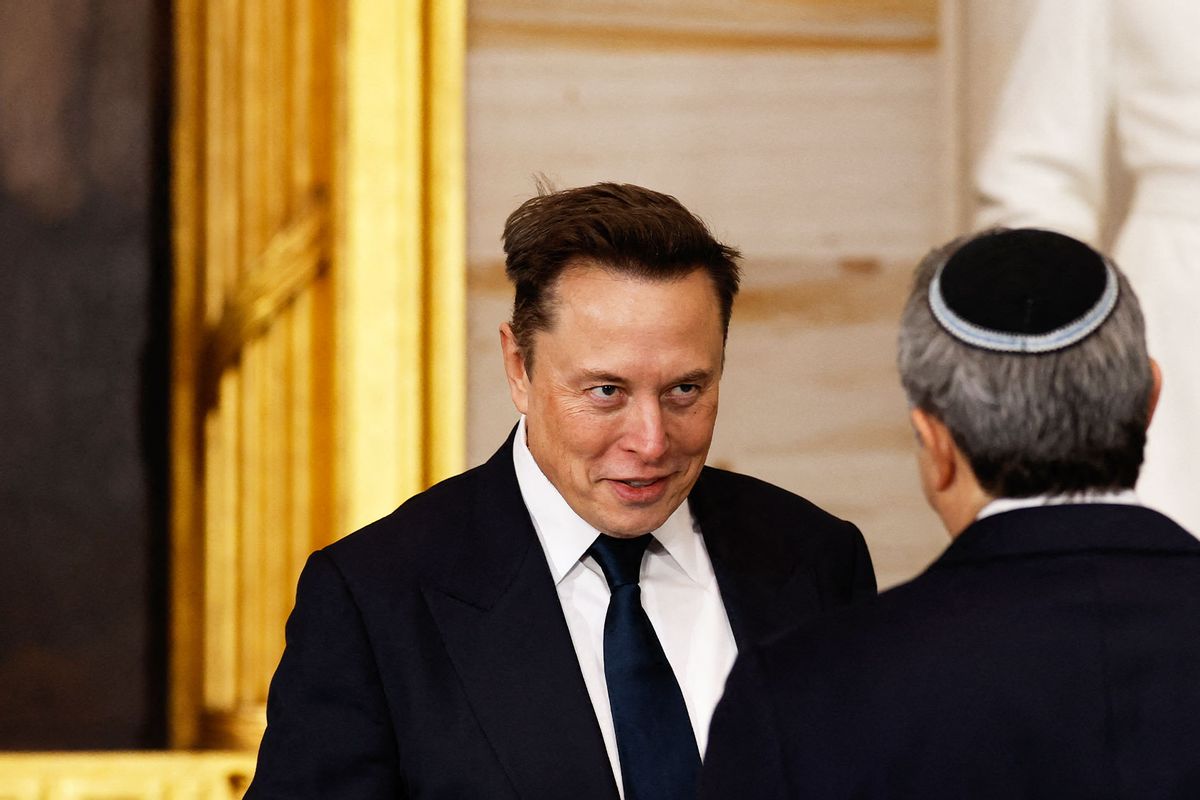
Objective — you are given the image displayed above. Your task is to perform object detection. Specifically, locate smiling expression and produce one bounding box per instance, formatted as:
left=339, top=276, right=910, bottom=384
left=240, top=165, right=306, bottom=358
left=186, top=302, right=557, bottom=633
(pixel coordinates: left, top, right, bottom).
left=501, top=263, right=726, bottom=538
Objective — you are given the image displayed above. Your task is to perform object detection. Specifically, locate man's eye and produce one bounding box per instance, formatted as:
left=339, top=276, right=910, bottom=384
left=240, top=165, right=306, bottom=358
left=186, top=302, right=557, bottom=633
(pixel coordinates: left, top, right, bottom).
left=589, top=385, right=620, bottom=399
left=673, top=384, right=699, bottom=396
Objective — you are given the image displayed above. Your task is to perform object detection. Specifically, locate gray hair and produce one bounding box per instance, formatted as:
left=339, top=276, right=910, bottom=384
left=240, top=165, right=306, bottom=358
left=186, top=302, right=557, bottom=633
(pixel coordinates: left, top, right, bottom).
left=897, top=231, right=1154, bottom=497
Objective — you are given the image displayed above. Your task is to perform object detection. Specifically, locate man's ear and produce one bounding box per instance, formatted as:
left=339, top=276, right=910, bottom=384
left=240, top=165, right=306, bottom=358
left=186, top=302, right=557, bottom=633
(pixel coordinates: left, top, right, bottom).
left=910, top=407, right=957, bottom=493
left=1147, top=357, right=1163, bottom=427
left=500, top=322, right=530, bottom=415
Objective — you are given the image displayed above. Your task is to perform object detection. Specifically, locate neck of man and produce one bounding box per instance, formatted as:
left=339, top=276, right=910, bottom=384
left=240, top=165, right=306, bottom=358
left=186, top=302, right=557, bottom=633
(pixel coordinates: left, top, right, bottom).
left=912, top=408, right=994, bottom=540
left=932, top=460, right=993, bottom=539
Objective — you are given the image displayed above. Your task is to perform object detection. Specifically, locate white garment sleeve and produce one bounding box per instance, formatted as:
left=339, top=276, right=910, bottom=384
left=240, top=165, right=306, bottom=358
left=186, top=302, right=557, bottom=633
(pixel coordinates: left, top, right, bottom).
left=973, top=0, right=1114, bottom=244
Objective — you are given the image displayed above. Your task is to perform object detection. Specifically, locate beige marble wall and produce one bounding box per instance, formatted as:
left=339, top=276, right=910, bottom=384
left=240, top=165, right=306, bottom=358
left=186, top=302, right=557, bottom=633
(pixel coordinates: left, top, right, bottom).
left=467, top=2, right=953, bottom=589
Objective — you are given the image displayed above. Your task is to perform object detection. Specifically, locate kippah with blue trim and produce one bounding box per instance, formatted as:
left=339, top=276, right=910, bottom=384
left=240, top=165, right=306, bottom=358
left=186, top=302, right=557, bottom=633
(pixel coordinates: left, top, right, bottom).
left=929, top=228, right=1119, bottom=353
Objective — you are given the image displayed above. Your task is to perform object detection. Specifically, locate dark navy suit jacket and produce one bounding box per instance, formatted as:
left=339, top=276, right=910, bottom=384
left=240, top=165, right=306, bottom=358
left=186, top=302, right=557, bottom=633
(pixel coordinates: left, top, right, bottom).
left=246, top=430, right=876, bottom=799
left=702, top=503, right=1200, bottom=800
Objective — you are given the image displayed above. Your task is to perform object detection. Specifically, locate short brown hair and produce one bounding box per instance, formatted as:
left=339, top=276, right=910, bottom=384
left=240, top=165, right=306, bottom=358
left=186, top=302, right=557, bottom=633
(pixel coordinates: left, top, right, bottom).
left=502, top=182, right=741, bottom=369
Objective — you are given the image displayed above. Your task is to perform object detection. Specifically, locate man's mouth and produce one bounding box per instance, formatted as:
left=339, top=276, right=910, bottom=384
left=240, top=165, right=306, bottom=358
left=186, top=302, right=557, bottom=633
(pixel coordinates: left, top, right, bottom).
left=608, top=475, right=672, bottom=504
left=619, top=478, right=660, bottom=488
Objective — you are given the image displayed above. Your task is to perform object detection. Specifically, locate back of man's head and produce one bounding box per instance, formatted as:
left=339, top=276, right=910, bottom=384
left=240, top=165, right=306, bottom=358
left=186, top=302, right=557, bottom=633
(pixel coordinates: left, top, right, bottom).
left=501, top=181, right=741, bottom=369
left=897, top=228, right=1155, bottom=498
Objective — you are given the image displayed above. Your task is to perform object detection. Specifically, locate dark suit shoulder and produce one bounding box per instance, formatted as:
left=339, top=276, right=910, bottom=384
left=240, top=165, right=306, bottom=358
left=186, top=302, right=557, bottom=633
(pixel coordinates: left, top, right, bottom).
left=700, top=460, right=859, bottom=515
left=693, top=465, right=860, bottom=544
left=319, top=453, right=523, bottom=597
left=327, top=461, right=474, bottom=545
left=715, top=510, right=1200, bottom=799
left=745, top=504, right=1200, bottom=719
left=696, top=465, right=843, bottom=514
left=692, top=465, right=877, bottom=606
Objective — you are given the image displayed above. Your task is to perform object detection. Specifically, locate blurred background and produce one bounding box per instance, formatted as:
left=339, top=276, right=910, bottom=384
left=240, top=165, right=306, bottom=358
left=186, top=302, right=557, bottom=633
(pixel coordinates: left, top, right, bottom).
left=3, top=0, right=1165, bottom=793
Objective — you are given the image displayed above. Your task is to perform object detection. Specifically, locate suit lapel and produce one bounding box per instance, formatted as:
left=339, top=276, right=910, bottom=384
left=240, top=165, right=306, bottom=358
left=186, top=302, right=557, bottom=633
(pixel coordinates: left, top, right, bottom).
left=422, top=433, right=618, bottom=800
left=689, top=468, right=823, bottom=648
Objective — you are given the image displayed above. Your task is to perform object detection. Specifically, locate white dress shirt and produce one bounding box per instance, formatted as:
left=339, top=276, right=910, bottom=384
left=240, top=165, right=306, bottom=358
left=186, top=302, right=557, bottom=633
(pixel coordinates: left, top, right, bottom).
left=977, top=489, right=1141, bottom=521
left=512, top=417, right=737, bottom=796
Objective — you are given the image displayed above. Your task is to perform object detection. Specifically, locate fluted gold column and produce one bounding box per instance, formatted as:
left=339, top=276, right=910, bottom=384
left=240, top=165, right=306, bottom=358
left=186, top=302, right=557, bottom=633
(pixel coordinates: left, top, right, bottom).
left=335, top=0, right=467, bottom=534
left=171, top=0, right=339, bottom=750
left=171, top=0, right=464, bottom=750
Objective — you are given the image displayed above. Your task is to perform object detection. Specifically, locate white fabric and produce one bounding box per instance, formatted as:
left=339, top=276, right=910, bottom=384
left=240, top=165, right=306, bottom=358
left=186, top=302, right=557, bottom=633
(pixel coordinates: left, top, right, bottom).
left=975, top=0, right=1200, bottom=535
left=511, top=416, right=737, bottom=796
left=977, top=489, right=1141, bottom=522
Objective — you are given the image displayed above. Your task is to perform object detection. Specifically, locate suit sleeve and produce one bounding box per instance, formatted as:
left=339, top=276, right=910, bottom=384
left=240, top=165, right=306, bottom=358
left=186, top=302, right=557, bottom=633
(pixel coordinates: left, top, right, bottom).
left=245, top=550, right=404, bottom=799
left=700, top=647, right=790, bottom=800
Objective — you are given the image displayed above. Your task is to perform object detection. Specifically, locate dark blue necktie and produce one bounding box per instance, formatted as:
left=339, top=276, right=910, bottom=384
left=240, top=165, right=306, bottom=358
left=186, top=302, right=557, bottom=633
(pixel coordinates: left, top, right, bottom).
left=588, top=533, right=700, bottom=800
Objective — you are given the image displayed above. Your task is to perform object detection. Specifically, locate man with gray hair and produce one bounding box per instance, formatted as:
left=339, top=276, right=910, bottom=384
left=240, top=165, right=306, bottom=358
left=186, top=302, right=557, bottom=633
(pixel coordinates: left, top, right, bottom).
left=701, top=228, right=1200, bottom=799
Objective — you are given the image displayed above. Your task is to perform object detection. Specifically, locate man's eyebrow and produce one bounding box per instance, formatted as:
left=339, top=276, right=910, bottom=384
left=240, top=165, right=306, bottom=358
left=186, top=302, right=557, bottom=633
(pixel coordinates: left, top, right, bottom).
left=674, top=369, right=714, bottom=385
left=577, top=369, right=626, bottom=384
left=574, top=368, right=714, bottom=385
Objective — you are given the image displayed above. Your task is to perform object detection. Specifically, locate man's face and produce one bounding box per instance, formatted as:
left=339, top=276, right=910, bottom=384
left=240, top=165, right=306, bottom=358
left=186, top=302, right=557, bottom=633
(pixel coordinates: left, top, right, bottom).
left=501, top=263, right=726, bottom=537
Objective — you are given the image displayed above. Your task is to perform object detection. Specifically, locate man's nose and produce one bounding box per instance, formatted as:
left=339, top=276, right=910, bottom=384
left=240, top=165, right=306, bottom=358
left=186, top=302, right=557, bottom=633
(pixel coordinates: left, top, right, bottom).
left=623, top=398, right=668, bottom=461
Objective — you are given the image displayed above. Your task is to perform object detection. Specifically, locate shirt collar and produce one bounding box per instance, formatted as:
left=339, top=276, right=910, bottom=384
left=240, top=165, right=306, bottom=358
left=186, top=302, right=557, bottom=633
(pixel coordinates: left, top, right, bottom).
left=512, top=415, right=707, bottom=586
left=976, top=489, right=1141, bottom=521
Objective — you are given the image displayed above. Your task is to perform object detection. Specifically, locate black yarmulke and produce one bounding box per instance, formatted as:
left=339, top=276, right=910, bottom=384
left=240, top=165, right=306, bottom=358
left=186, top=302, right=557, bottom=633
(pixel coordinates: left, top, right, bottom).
left=929, top=229, right=1118, bottom=353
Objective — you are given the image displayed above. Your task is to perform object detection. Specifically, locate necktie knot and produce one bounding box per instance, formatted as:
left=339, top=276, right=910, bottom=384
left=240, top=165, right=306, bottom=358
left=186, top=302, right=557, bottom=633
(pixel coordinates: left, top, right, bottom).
left=588, top=533, right=652, bottom=589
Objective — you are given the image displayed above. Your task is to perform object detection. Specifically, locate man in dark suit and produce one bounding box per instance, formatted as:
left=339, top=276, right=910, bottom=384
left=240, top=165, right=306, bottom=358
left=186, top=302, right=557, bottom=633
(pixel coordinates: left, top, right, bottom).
left=246, top=182, right=876, bottom=799
left=701, top=228, right=1200, bottom=800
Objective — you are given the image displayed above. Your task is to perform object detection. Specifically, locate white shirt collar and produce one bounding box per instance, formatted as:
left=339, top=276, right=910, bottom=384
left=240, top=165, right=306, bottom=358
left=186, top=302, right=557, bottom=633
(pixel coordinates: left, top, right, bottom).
left=511, top=415, right=708, bottom=587
left=976, top=489, right=1141, bottom=521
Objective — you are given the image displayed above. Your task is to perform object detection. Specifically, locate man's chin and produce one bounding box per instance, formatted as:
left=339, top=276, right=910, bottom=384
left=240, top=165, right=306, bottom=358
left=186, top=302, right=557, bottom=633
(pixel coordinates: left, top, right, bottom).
left=592, top=506, right=676, bottom=538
